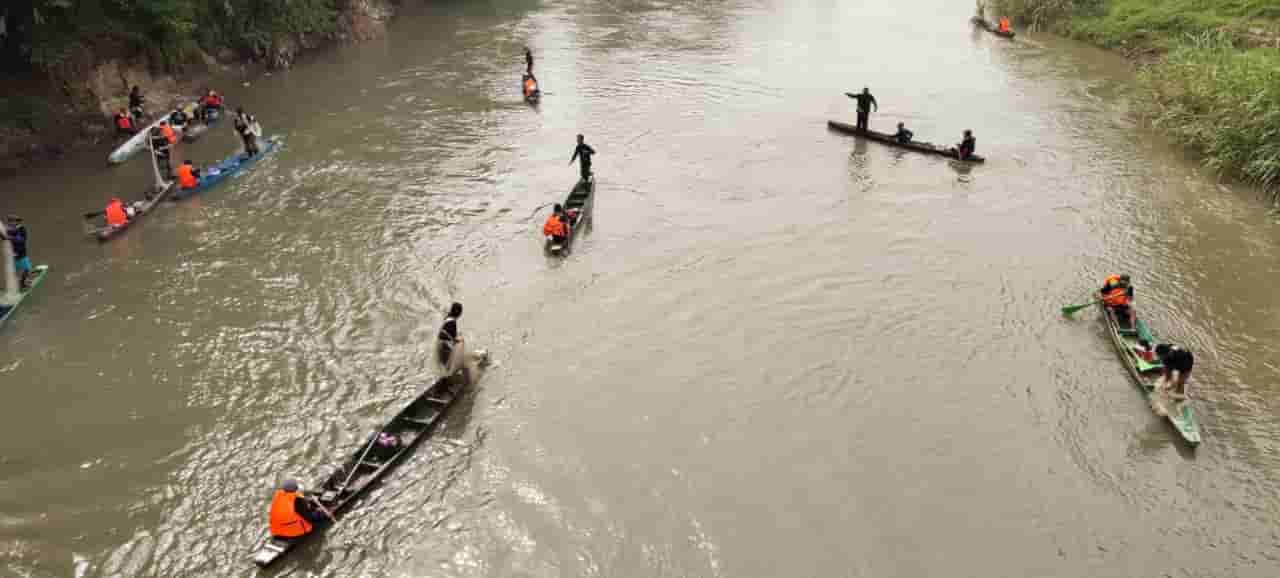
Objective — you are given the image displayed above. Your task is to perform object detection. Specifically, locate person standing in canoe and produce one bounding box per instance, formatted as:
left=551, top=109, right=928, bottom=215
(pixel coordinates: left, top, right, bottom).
left=570, top=134, right=595, bottom=181
left=437, top=302, right=464, bottom=367
left=953, top=130, right=977, bottom=160
left=543, top=204, right=569, bottom=245
left=1154, top=343, right=1194, bottom=401
left=848, top=87, right=878, bottom=132
left=268, top=479, right=329, bottom=540
left=1100, top=273, right=1134, bottom=327
left=176, top=159, right=202, bottom=191
left=234, top=108, right=262, bottom=157
left=0, top=216, right=32, bottom=290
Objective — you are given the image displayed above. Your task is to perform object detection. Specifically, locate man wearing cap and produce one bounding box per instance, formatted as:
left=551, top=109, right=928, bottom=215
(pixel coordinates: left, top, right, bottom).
left=268, top=479, right=327, bottom=539
left=1, top=216, right=32, bottom=290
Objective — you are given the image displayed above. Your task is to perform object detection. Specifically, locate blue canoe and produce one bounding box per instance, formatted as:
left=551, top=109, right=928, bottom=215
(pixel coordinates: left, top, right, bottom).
left=173, top=136, right=280, bottom=199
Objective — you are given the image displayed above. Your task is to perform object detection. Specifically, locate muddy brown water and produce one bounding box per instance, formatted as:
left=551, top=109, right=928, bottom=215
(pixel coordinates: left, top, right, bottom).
left=2, top=0, right=1280, bottom=576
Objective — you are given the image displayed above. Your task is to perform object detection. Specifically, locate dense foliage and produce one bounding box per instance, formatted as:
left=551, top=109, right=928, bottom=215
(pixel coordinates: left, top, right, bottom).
left=0, top=0, right=347, bottom=75
left=992, top=0, right=1280, bottom=197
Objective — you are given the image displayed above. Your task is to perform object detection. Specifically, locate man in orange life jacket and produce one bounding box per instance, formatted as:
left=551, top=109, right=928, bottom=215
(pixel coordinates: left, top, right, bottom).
left=105, top=197, right=130, bottom=227
left=114, top=109, right=134, bottom=136
left=1100, top=274, right=1134, bottom=327
left=268, top=479, right=329, bottom=539
left=176, top=160, right=201, bottom=191
left=998, top=16, right=1012, bottom=33
left=543, top=204, right=569, bottom=244
left=159, top=120, right=177, bottom=145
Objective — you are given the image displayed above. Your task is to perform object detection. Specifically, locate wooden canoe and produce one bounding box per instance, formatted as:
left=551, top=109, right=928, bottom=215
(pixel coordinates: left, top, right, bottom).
left=546, top=175, right=594, bottom=255
left=1098, top=302, right=1202, bottom=446
left=250, top=355, right=487, bottom=567
left=0, top=265, right=49, bottom=328
left=971, top=17, right=1015, bottom=39
left=172, top=137, right=280, bottom=200
left=827, top=120, right=986, bottom=163
left=86, top=182, right=176, bottom=242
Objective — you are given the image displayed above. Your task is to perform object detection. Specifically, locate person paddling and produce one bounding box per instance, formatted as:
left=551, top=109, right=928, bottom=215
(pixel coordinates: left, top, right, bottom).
left=1099, top=273, right=1134, bottom=327
left=570, top=134, right=595, bottom=181
left=437, top=302, right=464, bottom=367
left=268, top=479, right=330, bottom=540
left=0, top=216, right=32, bottom=290
left=847, top=87, right=878, bottom=132
left=543, top=203, right=569, bottom=245
left=176, top=159, right=201, bottom=191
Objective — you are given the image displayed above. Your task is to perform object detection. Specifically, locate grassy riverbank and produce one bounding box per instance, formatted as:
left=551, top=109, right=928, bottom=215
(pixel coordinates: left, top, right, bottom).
left=994, top=0, right=1280, bottom=196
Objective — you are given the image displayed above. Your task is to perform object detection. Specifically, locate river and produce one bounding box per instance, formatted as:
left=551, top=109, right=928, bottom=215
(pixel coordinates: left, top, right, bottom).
left=2, top=0, right=1280, bottom=576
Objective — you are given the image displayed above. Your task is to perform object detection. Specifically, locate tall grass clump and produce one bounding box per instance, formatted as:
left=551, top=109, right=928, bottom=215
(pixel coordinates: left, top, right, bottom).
left=1141, top=34, right=1280, bottom=195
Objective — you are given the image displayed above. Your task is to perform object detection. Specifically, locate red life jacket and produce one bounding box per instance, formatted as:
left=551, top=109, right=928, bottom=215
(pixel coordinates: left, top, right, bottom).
left=115, top=113, right=133, bottom=131
left=105, top=200, right=128, bottom=226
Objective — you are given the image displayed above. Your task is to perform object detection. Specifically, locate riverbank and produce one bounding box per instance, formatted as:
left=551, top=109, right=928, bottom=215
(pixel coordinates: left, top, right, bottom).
left=995, top=0, right=1280, bottom=197
left=0, top=0, right=391, bottom=177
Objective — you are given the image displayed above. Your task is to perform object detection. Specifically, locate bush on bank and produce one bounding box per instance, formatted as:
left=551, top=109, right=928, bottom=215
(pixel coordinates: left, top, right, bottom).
left=992, top=0, right=1280, bottom=197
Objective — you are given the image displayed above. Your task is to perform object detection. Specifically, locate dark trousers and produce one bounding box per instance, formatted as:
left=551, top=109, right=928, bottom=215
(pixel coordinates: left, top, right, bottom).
left=856, top=110, right=869, bottom=131
left=580, top=163, right=592, bottom=180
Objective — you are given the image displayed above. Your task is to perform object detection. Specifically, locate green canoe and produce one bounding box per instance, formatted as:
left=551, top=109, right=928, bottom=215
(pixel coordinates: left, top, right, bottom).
left=0, top=265, right=49, bottom=328
left=1099, top=301, right=1202, bottom=446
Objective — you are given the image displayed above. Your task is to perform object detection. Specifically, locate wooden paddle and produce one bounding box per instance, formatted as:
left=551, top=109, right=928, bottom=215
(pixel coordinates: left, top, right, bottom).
left=1061, top=299, right=1100, bottom=317
left=83, top=210, right=105, bottom=219
left=306, top=495, right=337, bottom=522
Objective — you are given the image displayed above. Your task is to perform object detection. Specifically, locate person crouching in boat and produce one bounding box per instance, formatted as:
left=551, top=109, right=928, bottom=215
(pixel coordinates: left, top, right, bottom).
left=150, top=125, right=174, bottom=177
left=998, top=16, right=1012, bottom=34
left=437, top=302, right=465, bottom=368
left=1100, top=273, right=1134, bottom=327
left=114, top=109, right=135, bottom=136
left=1, top=216, right=32, bottom=290
left=894, top=122, right=913, bottom=144
left=268, top=479, right=329, bottom=539
left=199, top=89, right=224, bottom=122
left=176, top=160, right=201, bottom=191
left=951, top=130, right=976, bottom=160
left=543, top=204, right=569, bottom=245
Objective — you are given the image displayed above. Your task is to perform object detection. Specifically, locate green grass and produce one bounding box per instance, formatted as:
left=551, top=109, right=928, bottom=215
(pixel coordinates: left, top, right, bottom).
left=992, top=0, right=1280, bottom=197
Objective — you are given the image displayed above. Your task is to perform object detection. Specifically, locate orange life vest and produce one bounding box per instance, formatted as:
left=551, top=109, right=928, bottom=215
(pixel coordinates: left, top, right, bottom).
left=268, top=490, right=314, bottom=538
left=524, top=77, right=537, bottom=97
left=543, top=214, right=566, bottom=237
left=1102, top=286, right=1130, bottom=307
left=115, top=113, right=133, bottom=131
left=161, top=124, right=177, bottom=144
left=999, top=17, right=1011, bottom=32
left=105, top=200, right=128, bottom=226
left=177, top=164, right=198, bottom=189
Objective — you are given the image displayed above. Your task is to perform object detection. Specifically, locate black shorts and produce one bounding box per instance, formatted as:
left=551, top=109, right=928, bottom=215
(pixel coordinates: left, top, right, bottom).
left=436, top=342, right=454, bottom=366
left=1166, top=351, right=1194, bottom=373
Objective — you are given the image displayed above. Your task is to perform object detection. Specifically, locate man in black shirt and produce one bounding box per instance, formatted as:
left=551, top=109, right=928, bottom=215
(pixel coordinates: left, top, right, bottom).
left=847, top=87, right=878, bottom=131
left=570, top=134, right=595, bottom=181
left=437, top=302, right=464, bottom=368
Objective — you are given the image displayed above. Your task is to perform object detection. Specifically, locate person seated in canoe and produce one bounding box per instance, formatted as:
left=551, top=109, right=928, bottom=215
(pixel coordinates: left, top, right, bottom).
left=176, top=159, right=202, bottom=191
left=169, top=107, right=189, bottom=129
left=104, top=197, right=132, bottom=228
left=114, top=109, right=135, bottom=136
left=1154, top=343, right=1194, bottom=400
left=523, top=74, right=539, bottom=100
left=950, top=129, right=976, bottom=160
left=543, top=204, right=569, bottom=245
left=894, top=122, right=914, bottom=144
left=437, top=302, right=464, bottom=367
left=199, top=89, right=224, bottom=122
left=998, top=16, right=1012, bottom=34
left=1099, top=273, right=1134, bottom=327
left=268, top=479, right=329, bottom=540
left=1, top=215, right=32, bottom=290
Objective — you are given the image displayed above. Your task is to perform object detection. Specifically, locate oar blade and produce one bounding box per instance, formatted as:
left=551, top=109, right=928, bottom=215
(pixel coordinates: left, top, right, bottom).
left=1060, top=301, right=1094, bottom=317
